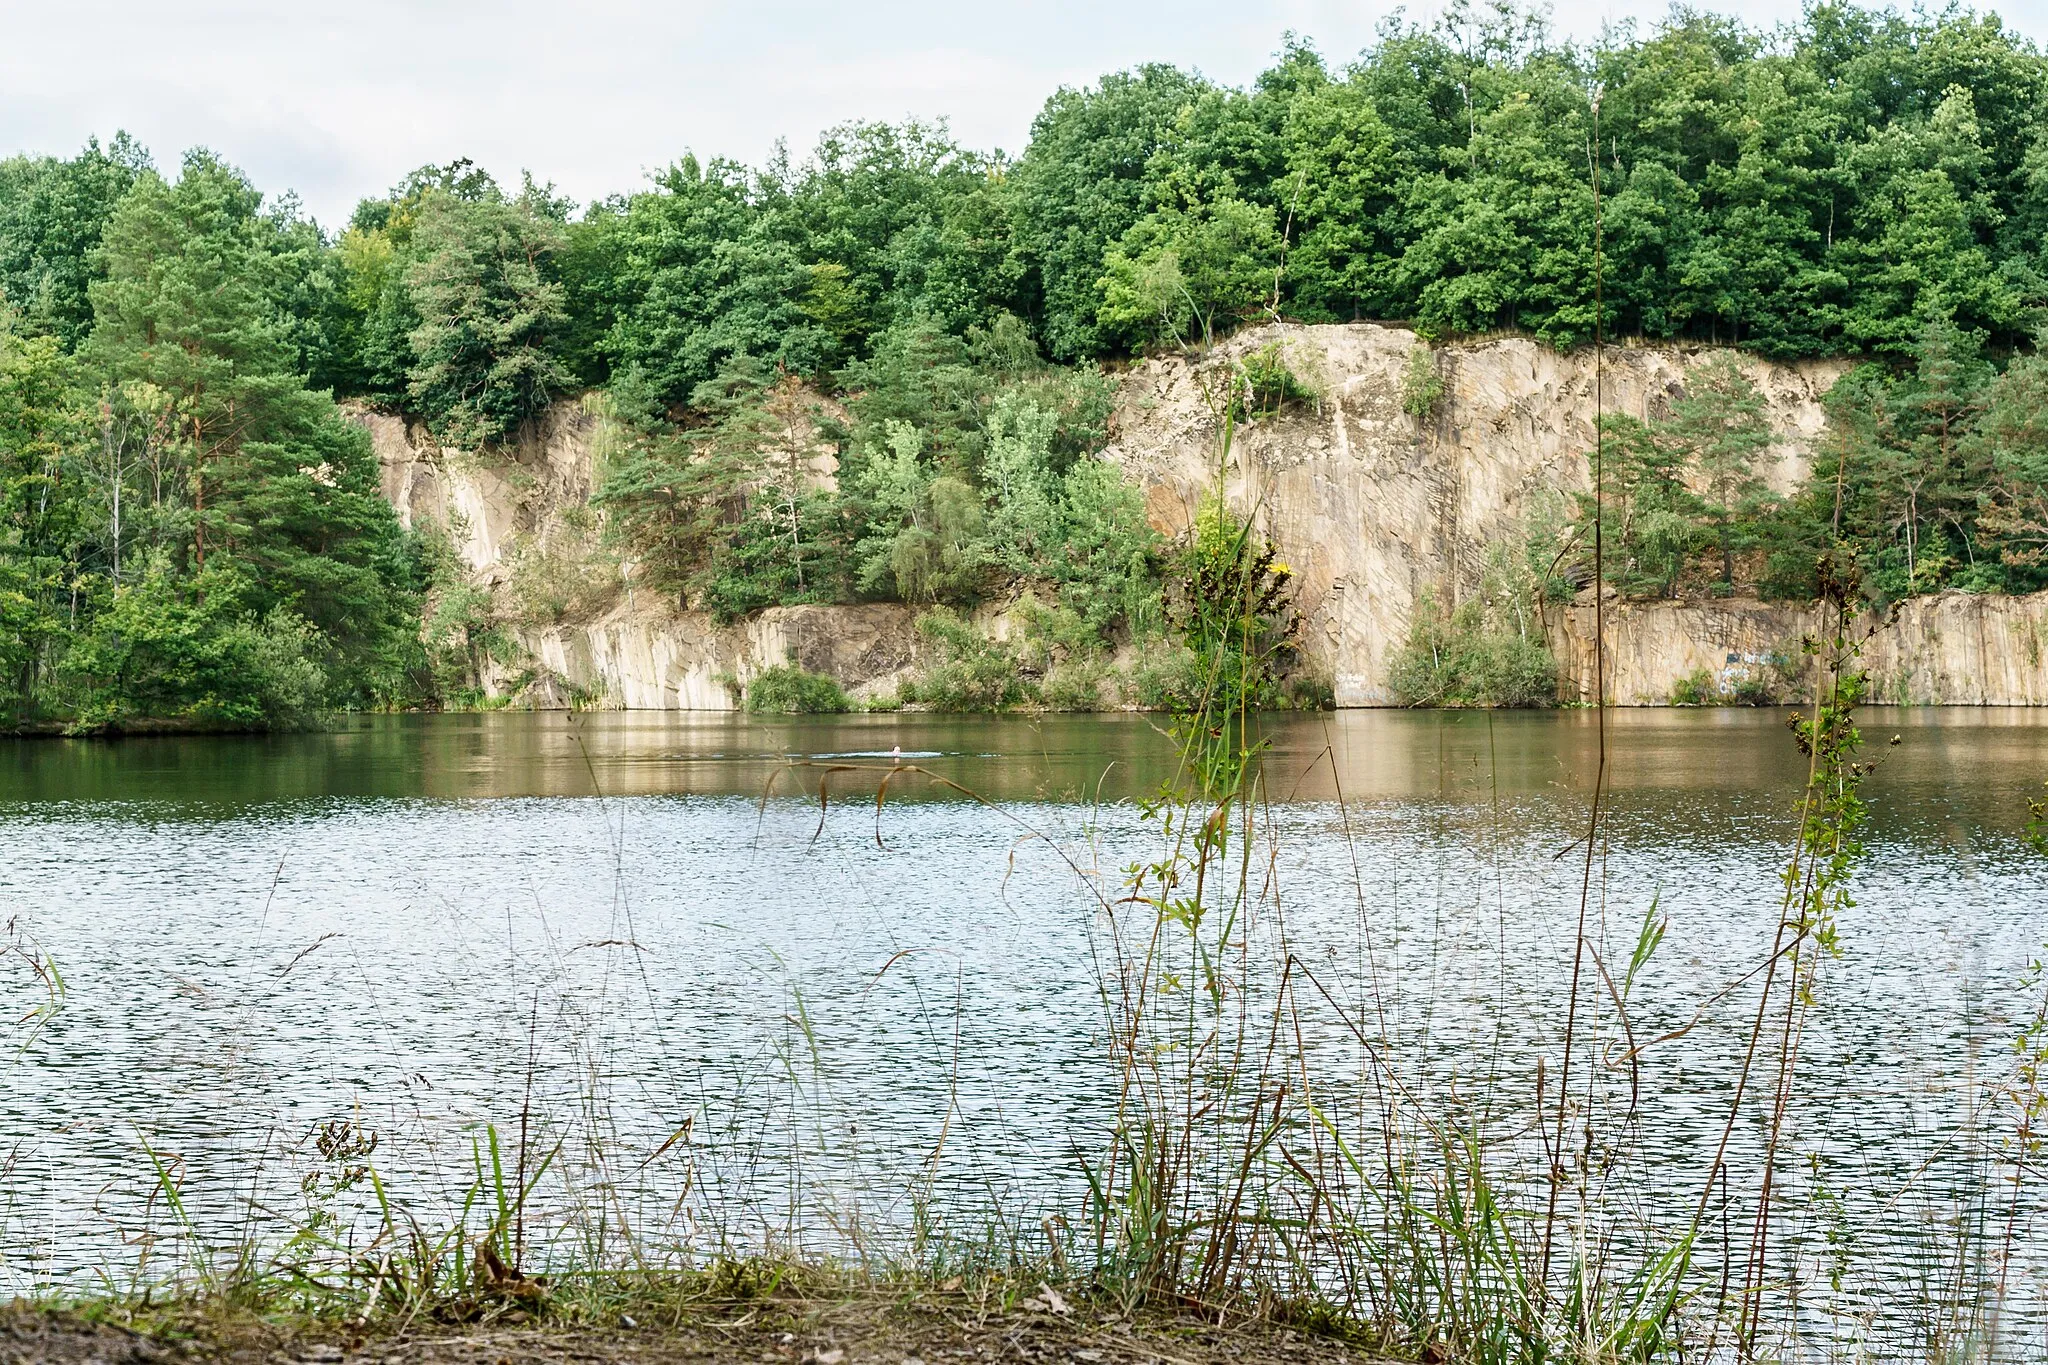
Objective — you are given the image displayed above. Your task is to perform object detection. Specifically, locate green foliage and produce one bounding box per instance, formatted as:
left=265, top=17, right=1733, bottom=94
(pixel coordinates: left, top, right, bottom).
left=1763, top=318, right=2048, bottom=603
left=1162, top=497, right=1303, bottom=786
left=1039, top=656, right=1110, bottom=711
left=1671, top=355, right=1778, bottom=588
left=1388, top=591, right=1557, bottom=707
left=579, top=155, right=832, bottom=406
left=1124, top=641, right=1206, bottom=711
left=899, top=609, right=1032, bottom=711
left=421, top=577, right=512, bottom=707
left=860, top=439, right=987, bottom=605
left=406, top=185, right=573, bottom=446
left=596, top=359, right=852, bottom=622
left=1972, top=353, right=2048, bottom=576
left=1014, top=65, right=1216, bottom=360
left=1097, top=196, right=1281, bottom=351
left=85, top=155, right=419, bottom=690
left=1227, top=341, right=1318, bottom=421
left=1573, top=358, right=1779, bottom=601
left=57, top=562, right=330, bottom=730
left=743, top=664, right=849, bottom=714
left=501, top=532, right=623, bottom=628
left=0, top=135, right=150, bottom=349
left=1576, top=414, right=1707, bottom=598
left=1280, top=669, right=1336, bottom=710
left=1670, top=668, right=1716, bottom=706
left=1390, top=532, right=1558, bottom=708
left=0, top=150, right=421, bottom=729
left=14, top=7, right=2048, bottom=726
left=1400, top=344, right=1445, bottom=422
left=578, top=125, right=1028, bottom=408
left=0, top=329, right=86, bottom=712
left=1015, top=5, right=2048, bottom=356
left=981, top=390, right=1160, bottom=630
left=20, top=7, right=2048, bottom=402
left=1671, top=662, right=1781, bottom=706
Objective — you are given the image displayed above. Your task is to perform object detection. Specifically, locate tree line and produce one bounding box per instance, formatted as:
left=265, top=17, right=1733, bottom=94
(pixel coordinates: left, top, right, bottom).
left=8, top=1, right=2048, bottom=723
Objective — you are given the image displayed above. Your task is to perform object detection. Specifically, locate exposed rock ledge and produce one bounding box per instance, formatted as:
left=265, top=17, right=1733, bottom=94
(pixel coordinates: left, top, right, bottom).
left=1552, top=590, right=2048, bottom=706
left=501, top=601, right=922, bottom=710
left=492, top=588, right=2048, bottom=709
left=354, top=323, right=2048, bottom=709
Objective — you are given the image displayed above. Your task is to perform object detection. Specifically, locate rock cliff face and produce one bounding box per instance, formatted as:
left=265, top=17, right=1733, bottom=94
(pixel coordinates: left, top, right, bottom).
left=361, top=404, right=922, bottom=709
left=1099, top=323, right=1848, bottom=704
left=1546, top=592, right=2048, bottom=706
left=357, top=323, right=2048, bottom=709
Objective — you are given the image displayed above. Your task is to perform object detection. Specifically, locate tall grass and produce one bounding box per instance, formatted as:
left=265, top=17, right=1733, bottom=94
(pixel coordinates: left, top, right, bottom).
left=1055, top=380, right=2047, bottom=1359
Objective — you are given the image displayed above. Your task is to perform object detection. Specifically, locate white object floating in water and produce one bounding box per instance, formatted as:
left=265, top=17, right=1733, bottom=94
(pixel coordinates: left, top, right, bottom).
left=809, top=749, right=940, bottom=760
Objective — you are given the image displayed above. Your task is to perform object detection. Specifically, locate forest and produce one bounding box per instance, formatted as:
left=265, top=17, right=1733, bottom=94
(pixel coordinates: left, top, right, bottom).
left=8, top=1, right=2048, bottom=725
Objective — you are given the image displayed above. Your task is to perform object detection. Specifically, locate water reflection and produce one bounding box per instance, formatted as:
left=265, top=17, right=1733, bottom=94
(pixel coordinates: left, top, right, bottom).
left=4, top=708, right=2046, bottom=833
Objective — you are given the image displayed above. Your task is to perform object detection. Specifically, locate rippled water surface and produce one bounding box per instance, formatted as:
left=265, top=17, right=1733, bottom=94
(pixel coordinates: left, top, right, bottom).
left=3, top=709, right=2046, bottom=1356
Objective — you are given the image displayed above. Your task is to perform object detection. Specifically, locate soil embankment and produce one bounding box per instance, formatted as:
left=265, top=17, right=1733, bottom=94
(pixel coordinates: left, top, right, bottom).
left=4, top=1297, right=1383, bottom=1365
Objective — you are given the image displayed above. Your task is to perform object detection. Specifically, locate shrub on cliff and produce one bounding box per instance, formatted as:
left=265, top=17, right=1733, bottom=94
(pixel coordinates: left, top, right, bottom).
left=899, top=610, right=1033, bottom=712
left=743, top=664, right=848, bottom=714
left=1388, top=595, right=1556, bottom=708
left=1227, top=342, right=1320, bottom=421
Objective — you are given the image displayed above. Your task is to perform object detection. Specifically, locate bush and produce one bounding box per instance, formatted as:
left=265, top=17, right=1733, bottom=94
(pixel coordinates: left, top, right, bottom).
left=1387, top=596, right=1556, bottom=708
left=1401, top=344, right=1445, bottom=421
left=901, top=610, right=1033, bottom=712
left=502, top=533, right=623, bottom=627
left=1279, top=670, right=1336, bottom=711
left=1670, top=660, right=1785, bottom=706
left=743, top=664, right=849, bottom=714
left=1165, top=497, right=1301, bottom=711
left=1124, top=643, right=1205, bottom=711
left=58, top=565, right=331, bottom=729
left=1230, top=342, right=1318, bottom=421
left=1670, top=667, right=1715, bottom=706
left=1041, top=658, right=1108, bottom=711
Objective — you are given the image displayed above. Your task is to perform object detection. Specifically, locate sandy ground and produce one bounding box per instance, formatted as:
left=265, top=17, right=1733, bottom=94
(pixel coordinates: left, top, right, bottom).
left=2, top=1295, right=1389, bottom=1365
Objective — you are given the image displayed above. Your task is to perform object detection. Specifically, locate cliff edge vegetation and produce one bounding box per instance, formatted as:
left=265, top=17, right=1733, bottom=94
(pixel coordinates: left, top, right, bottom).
left=11, top=2, right=2048, bottom=724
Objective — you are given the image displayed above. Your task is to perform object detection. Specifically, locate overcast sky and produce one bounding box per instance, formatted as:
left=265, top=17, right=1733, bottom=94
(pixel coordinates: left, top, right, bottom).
left=7, top=0, right=2048, bottom=230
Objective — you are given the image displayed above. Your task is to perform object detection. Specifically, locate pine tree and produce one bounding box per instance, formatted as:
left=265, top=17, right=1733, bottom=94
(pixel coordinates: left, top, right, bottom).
left=406, top=186, right=571, bottom=446
left=1668, top=354, right=1777, bottom=590
left=81, top=152, right=415, bottom=712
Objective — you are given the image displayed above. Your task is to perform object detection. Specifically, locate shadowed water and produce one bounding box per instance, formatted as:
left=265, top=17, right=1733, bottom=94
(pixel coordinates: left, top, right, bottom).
left=2, top=709, right=2044, bottom=1357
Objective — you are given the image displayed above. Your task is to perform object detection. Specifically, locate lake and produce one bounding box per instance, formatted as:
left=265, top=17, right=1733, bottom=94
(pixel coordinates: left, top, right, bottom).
left=3, top=708, right=2045, bottom=1357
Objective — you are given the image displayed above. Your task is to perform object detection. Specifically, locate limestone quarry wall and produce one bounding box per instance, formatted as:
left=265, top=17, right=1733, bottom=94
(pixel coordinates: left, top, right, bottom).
left=360, top=403, right=926, bottom=710
left=1100, top=322, right=1850, bottom=704
left=1546, top=591, right=2048, bottom=706
left=354, top=323, right=2048, bottom=709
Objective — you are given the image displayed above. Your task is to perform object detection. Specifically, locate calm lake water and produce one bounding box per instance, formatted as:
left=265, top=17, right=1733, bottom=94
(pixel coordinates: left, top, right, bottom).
left=3, top=709, right=2046, bottom=1356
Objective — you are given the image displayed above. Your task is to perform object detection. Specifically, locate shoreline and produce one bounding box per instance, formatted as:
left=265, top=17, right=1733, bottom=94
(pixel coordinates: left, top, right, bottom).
left=4, top=1275, right=1384, bottom=1365
left=8, top=696, right=2047, bottom=743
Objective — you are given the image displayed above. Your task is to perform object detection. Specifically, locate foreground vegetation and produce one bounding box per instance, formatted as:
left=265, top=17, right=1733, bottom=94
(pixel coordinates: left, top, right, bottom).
left=12, top=1, right=2048, bottom=726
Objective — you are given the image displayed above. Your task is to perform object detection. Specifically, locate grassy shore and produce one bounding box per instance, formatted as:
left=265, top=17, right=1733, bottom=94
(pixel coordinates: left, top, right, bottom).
left=7, top=1266, right=1393, bottom=1365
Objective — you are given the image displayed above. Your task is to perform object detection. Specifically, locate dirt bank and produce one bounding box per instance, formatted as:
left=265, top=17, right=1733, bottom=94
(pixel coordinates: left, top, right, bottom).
left=4, top=1294, right=1387, bottom=1365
